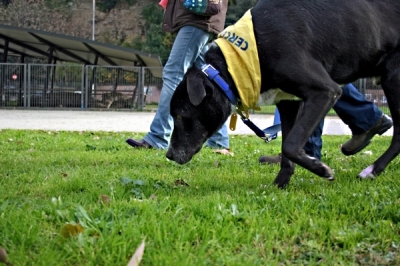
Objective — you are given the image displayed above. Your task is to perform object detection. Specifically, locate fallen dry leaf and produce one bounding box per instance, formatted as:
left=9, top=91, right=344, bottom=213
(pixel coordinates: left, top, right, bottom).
left=98, top=194, right=111, bottom=205
left=212, top=149, right=234, bottom=156
left=127, top=240, right=145, bottom=266
left=60, top=223, right=85, bottom=238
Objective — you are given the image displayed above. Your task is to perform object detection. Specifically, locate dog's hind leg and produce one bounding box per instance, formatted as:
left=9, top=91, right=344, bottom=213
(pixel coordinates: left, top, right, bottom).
left=359, top=53, right=400, bottom=178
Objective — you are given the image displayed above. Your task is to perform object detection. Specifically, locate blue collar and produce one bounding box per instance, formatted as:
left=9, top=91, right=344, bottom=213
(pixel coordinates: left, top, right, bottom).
left=202, top=64, right=238, bottom=105
left=201, top=64, right=278, bottom=143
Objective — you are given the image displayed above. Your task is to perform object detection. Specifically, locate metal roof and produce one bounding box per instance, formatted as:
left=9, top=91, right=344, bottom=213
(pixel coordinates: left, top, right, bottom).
left=0, top=24, right=163, bottom=78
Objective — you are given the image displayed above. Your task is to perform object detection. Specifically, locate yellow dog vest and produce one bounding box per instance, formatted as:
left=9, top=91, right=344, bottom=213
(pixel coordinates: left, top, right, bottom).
left=215, top=10, right=260, bottom=111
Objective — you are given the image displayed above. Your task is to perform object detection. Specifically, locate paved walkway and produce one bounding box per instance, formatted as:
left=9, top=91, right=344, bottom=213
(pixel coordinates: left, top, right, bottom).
left=0, top=109, right=393, bottom=136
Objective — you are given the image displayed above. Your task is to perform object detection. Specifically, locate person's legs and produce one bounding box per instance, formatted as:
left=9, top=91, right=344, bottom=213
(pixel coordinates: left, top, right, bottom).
left=267, top=108, right=281, bottom=140
left=128, top=25, right=229, bottom=150
left=142, top=26, right=212, bottom=149
left=335, top=83, right=392, bottom=155
left=334, top=83, right=382, bottom=134
left=260, top=83, right=393, bottom=163
left=259, top=109, right=282, bottom=163
left=259, top=113, right=324, bottom=163
left=273, top=108, right=281, bottom=125
left=303, top=119, right=324, bottom=160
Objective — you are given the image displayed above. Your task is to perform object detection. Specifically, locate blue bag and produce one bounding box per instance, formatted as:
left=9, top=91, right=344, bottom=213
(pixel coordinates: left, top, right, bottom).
left=183, top=0, right=221, bottom=16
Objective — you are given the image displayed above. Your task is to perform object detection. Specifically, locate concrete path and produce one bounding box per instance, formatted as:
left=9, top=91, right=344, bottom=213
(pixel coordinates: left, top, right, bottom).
left=0, top=109, right=393, bottom=136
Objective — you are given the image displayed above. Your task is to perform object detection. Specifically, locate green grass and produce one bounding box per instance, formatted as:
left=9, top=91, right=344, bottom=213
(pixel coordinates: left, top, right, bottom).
left=0, top=129, right=399, bottom=265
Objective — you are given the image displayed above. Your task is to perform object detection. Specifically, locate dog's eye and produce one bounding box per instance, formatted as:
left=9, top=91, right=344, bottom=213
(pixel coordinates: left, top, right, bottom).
left=177, top=115, right=182, bottom=120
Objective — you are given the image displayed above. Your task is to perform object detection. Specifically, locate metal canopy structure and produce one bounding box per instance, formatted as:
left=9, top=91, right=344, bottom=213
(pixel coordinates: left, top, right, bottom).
left=0, top=24, right=163, bottom=78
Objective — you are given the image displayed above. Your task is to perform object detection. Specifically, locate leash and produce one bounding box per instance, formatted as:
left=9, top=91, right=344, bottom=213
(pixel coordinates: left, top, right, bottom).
left=202, top=64, right=280, bottom=143
left=235, top=109, right=280, bottom=142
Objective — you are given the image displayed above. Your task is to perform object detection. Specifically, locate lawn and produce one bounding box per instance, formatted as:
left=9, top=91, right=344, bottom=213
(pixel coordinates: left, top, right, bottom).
left=0, top=129, right=399, bottom=265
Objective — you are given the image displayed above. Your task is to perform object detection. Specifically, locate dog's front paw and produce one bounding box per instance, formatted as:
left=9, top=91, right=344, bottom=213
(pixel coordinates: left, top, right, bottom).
left=316, top=162, right=335, bottom=181
left=273, top=179, right=290, bottom=189
left=273, top=172, right=292, bottom=189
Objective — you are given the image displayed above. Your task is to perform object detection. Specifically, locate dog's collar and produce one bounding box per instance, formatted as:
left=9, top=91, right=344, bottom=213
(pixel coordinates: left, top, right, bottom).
left=202, top=64, right=238, bottom=105
left=201, top=64, right=278, bottom=143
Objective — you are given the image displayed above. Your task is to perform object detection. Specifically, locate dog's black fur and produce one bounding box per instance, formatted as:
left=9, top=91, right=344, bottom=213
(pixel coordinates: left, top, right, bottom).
left=166, top=0, right=400, bottom=188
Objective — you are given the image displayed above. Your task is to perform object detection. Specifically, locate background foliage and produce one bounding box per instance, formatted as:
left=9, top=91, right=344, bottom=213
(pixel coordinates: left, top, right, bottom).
left=122, top=0, right=252, bottom=64
left=0, top=0, right=255, bottom=65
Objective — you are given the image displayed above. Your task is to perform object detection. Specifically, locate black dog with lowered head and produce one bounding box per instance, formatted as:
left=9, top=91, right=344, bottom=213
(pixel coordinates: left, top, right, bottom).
left=166, top=0, right=400, bottom=188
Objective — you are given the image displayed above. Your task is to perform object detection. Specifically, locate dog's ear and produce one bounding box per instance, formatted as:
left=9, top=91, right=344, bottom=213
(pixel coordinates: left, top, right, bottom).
left=187, top=71, right=207, bottom=106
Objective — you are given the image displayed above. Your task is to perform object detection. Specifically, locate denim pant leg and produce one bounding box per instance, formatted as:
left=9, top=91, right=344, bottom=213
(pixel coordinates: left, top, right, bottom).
left=333, top=83, right=382, bottom=135
left=303, top=119, right=324, bottom=160
left=143, top=26, right=212, bottom=149
left=268, top=108, right=281, bottom=139
left=273, top=108, right=323, bottom=159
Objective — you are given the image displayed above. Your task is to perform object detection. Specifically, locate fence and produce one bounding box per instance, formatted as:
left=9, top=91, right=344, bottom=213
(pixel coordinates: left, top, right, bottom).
left=0, top=63, right=388, bottom=113
left=0, top=63, right=163, bottom=110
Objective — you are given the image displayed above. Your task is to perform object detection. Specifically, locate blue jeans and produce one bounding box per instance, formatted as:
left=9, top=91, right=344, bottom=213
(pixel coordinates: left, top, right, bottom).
left=143, top=26, right=229, bottom=150
left=303, top=119, right=324, bottom=160
left=275, top=83, right=382, bottom=160
left=333, top=83, right=382, bottom=135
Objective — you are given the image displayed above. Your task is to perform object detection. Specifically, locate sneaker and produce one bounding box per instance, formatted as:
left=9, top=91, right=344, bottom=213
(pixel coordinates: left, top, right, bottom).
left=126, top=138, right=153, bottom=149
left=341, top=114, right=393, bottom=156
left=259, top=153, right=281, bottom=164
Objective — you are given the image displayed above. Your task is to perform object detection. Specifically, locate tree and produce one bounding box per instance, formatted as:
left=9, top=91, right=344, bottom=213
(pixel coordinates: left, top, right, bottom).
left=225, top=0, right=258, bottom=26
left=0, top=0, right=10, bottom=6
left=0, top=0, right=251, bottom=65
left=0, top=0, right=66, bottom=31
left=121, top=0, right=255, bottom=65
left=97, top=0, right=118, bottom=12
left=0, top=0, right=93, bottom=39
left=122, top=1, right=172, bottom=64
